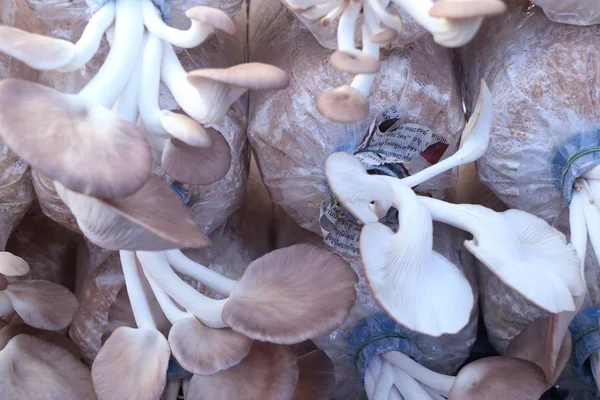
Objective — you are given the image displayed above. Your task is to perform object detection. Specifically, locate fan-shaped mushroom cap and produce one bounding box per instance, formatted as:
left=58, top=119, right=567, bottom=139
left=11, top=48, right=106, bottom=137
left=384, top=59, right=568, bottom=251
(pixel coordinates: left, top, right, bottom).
left=0, top=252, right=29, bottom=276
left=160, top=111, right=212, bottom=148
left=361, top=184, right=474, bottom=336
left=92, top=327, right=170, bottom=400
left=325, top=152, right=394, bottom=224
left=0, top=323, right=80, bottom=358
left=448, top=357, right=549, bottom=399
left=222, top=244, right=358, bottom=344
left=0, top=26, right=75, bottom=70
left=0, top=79, right=152, bottom=198
left=4, top=280, right=78, bottom=331
left=429, top=0, right=507, bottom=19
left=54, top=175, right=211, bottom=251
left=330, top=50, right=381, bottom=74
left=186, top=6, right=237, bottom=35
left=169, top=316, right=252, bottom=375
left=186, top=342, right=299, bottom=400
left=0, top=335, right=95, bottom=400
left=161, top=131, right=232, bottom=186
left=292, top=349, right=335, bottom=400
left=316, top=85, right=369, bottom=123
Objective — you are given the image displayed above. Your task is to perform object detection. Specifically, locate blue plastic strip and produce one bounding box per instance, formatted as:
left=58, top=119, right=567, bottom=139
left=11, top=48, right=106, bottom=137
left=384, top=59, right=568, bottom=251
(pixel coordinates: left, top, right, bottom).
left=551, top=129, right=600, bottom=203
left=569, top=307, right=600, bottom=389
left=347, top=313, right=419, bottom=383
left=167, top=357, right=193, bottom=380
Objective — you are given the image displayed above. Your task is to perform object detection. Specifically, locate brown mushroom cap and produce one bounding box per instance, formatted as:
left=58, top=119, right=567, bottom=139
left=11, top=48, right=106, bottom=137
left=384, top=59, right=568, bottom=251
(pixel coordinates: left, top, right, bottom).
left=0, top=79, right=152, bottom=198
left=0, top=26, right=75, bottom=70
left=186, top=341, right=299, bottom=400
left=169, top=316, right=252, bottom=375
left=448, top=357, right=549, bottom=399
left=5, top=280, right=78, bottom=331
left=292, top=349, right=335, bottom=400
left=187, top=63, right=290, bottom=91
left=0, top=323, right=80, bottom=358
left=316, top=85, right=369, bottom=123
left=92, top=327, right=170, bottom=400
left=429, top=0, right=507, bottom=19
left=330, top=50, right=381, bottom=75
left=185, top=6, right=236, bottom=35
left=0, top=251, right=29, bottom=276
left=0, top=335, right=95, bottom=400
left=161, top=131, right=232, bottom=186
left=54, top=175, right=211, bottom=251
left=222, top=244, right=358, bottom=344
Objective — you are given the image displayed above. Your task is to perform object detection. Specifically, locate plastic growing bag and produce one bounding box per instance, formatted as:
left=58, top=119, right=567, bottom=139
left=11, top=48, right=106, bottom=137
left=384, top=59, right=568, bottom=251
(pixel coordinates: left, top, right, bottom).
left=532, top=0, right=600, bottom=26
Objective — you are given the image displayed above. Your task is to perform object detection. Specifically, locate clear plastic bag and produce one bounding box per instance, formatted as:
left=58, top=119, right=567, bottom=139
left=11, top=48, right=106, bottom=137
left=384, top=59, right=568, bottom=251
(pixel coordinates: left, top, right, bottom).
left=532, top=0, right=600, bottom=26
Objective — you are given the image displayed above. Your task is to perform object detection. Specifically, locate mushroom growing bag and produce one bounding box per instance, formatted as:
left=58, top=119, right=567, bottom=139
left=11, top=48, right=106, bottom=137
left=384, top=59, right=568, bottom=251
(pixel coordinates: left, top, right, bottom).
left=531, top=0, right=600, bottom=26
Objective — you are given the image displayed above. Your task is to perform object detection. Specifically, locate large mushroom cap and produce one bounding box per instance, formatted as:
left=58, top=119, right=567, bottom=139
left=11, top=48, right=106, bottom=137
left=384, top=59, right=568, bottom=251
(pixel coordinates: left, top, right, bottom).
left=222, top=244, right=358, bottom=344
left=0, top=26, right=75, bottom=70
left=92, top=327, right=170, bottom=400
left=161, top=130, right=232, bottom=186
left=187, top=63, right=290, bottom=91
left=0, top=79, right=152, bottom=198
left=186, top=341, right=299, bottom=400
left=429, top=0, right=507, bottom=18
left=0, top=323, right=80, bottom=358
left=0, top=335, right=95, bottom=400
left=54, top=175, right=211, bottom=251
left=169, top=316, right=252, bottom=375
left=185, top=6, right=236, bottom=35
left=316, top=85, right=369, bottom=123
left=292, top=349, right=335, bottom=400
left=449, top=357, right=549, bottom=399
left=4, top=280, right=78, bottom=331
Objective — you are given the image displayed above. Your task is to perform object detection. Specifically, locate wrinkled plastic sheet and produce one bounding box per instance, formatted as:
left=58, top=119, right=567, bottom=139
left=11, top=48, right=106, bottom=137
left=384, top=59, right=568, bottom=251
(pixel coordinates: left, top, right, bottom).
left=532, top=0, right=600, bottom=26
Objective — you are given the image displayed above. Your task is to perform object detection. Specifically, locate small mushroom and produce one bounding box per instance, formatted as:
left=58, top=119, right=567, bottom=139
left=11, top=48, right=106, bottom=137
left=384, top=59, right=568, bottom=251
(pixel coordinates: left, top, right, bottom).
left=330, top=49, right=381, bottom=75
left=53, top=175, right=211, bottom=251
left=316, top=85, right=370, bottom=123
left=186, top=342, right=299, bottom=400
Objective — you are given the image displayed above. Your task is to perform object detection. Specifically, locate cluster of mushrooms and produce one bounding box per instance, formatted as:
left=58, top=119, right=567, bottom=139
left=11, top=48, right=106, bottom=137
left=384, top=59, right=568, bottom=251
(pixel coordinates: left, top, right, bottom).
left=0, top=0, right=597, bottom=399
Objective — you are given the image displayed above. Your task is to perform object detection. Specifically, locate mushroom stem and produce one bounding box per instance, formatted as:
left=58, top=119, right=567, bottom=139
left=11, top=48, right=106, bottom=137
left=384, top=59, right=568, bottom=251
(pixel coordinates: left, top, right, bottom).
left=145, top=274, right=188, bottom=323
left=163, top=379, right=181, bottom=400
left=79, top=0, right=144, bottom=108
left=136, top=251, right=227, bottom=328
left=350, top=25, right=379, bottom=97
left=164, top=250, right=236, bottom=296
left=392, top=367, right=435, bottom=400
left=382, top=352, right=454, bottom=394
left=141, top=0, right=214, bottom=48
left=119, top=250, right=157, bottom=330
left=569, top=186, right=588, bottom=284
left=365, top=0, right=403, bottom=32
left=592, top=353, right=600, bottom=392
left=113, top=32, right=146, bottom=123
left=373, top=361, right=395, bottom=400
left=337, top=0, right=362, bottom=51
left=58, top=3, right=116, bottom=72
left=139, top=33, right=170, bottom=138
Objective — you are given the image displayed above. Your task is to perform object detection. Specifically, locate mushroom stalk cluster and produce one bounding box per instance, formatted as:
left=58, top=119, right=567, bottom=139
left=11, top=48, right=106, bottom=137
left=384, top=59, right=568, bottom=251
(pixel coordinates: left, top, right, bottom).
left=297, top=0, right=507, bottom=122
left=325, top=81, right=585, bottom=336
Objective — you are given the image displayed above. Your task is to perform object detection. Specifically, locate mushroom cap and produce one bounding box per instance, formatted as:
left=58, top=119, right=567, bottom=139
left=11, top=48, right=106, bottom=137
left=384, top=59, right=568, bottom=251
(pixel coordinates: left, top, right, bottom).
left=161, top=131, right=232, bottom=186
left=185, top=6, right=236, bottom=35
left=54, top=175, right=211, bottom=251
left=222, top=244, right=358, bottom=344
left=92, top=327, right=170, bottom=400
left=0, top=79, right=152, bottom=198
left=0, top=334, right=95, bottom=400
left=465, top=209, right=582, bottom=313
left=316, top=85, right=369, bottom=123
left=325, top=152, right=394, bottom=224
left=187, top=63, right=290, bottom=91
left=292, top=349, right=335, bottom=400
left=429, top=0, right=507, bottom=19
left=5, top=280, right=78, bottom=331
left=160, top=111, right=212, bottom=148
left=504, top=314, right=571, bottom=384
left=169, top=316, right=252, bottom=376
left=186, top=341, right=299, bottom=400
left=448, top=357, right=549, bottom=399
left=371, top=28, right=397, bottom=45
left=0, top=26, right=75, bottom=70
left=361, top=184, right=474, bottom=336
left=330, top=50, right=381, bottom=75
left=0, top=251, right=29, bottom=276
left=0, top=323, right=80, bottom=358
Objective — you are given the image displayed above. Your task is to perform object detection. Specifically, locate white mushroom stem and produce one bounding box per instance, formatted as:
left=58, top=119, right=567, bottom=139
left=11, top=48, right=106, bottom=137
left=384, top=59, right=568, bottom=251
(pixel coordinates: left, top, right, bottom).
left=389, top=387, right=405, bottom=400
left=164, top=250, right=236, bottom=296
left=392, top=367, right=434, bottom=400
left=0, top=291, right=13, bottom=315
left=136, top=251, right=227, bottom=328
left=350, top=25, right=379, bottom=97
left=79, top=0, right=144, bottom=108
left=58, top=3, right=116, bottom=72
left=321, top=1, right=348, bottom=25
left=119, top=251, right=157, bottom=330
left=112, top=31, right=146, bottom=123
left=365, top=0, right=403, bottom=32
left=145, top=274, right=187, bottom=323
left=141, top=0, right=214, bottom=48
left=382, top=352, right=454, bottom=394
left=373, top=361, right=395, bottom=400
left=287, top=0, right=334, bottom=11
left=421, top=385, right=446, bottom=400
left=163, top=379, right=182, bottom=400
left=302, top=1, right=340, bottom=20
left=569, top=185, right=588, bottom=285
left=337, top=0, right=362, bottom=51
